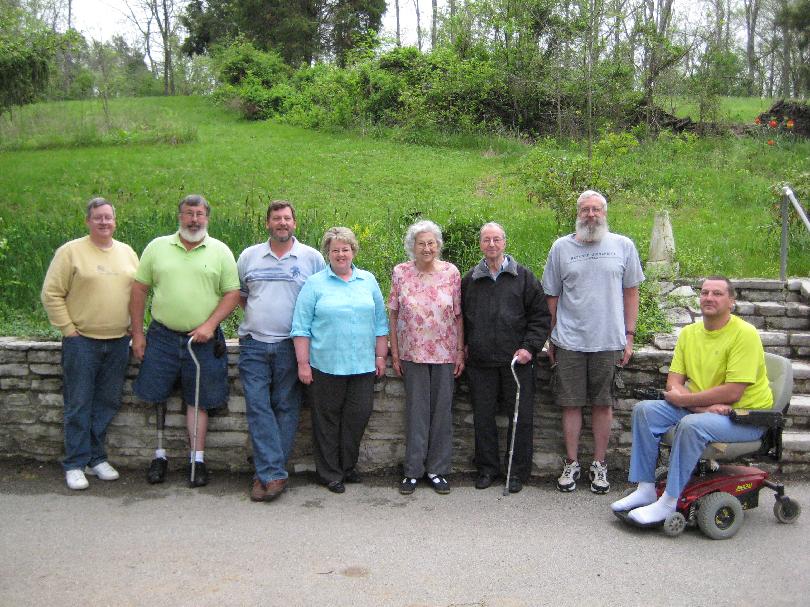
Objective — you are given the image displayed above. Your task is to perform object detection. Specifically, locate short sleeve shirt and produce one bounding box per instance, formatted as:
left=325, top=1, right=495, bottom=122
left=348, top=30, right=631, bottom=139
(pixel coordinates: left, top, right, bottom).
left=237, top=238, right=325, bottom=343
left=670, top=315, right=772, bottom=410
left=135, top=233, right=240, bottom=332
left=388, top=260, right=461, bottom=364
left=541, top=232, right=644, bottom=352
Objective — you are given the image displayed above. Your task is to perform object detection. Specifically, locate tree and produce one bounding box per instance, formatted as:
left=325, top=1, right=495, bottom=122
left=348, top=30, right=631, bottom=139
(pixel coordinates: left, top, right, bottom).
left=125, top=0, right=185, bottom=95
left=182, top=0, right=384, bottom=66
left=0, top=3, right=59, bottom=115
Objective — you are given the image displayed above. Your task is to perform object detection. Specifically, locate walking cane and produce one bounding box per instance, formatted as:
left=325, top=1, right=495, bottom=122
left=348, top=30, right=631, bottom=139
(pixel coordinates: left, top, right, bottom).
left=187, top=336, right=201, bottom=487
left=503, top=356, right=521, bottom=496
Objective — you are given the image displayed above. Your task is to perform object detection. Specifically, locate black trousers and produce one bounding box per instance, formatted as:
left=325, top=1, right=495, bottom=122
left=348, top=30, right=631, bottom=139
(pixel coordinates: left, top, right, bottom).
left=310, top=368, right=375, bottom=483
left=466, top=363, right=535, bottom=481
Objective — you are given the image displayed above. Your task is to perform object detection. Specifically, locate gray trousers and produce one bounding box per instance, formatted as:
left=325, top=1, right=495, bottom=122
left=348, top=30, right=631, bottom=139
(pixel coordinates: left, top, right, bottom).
left=310, top=368, right=375, bottom=483
left=402, top=361, right=454, bottom=477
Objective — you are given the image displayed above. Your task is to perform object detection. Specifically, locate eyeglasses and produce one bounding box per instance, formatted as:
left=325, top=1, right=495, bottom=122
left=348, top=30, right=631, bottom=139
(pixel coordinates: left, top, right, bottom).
left=181, top=211, right=207, bottom=219
left=481, top=237, right=504, bottom=245
left=578, top=205, right=605, bottom=215
left=415, top=241, right=437, bottom=249
left=89, top=215, right=115, bottom=223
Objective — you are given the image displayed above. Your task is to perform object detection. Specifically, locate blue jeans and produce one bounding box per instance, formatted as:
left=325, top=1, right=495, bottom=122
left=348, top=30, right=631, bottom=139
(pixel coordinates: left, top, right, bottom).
left=238, top=336, right=302, bottom=483
left=61, top=335, right=130, bottom=471
left=629, top=400, right=765, bottom=497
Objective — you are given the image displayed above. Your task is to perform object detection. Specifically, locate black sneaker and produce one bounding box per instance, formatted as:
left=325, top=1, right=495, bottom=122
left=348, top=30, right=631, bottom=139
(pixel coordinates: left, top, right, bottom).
left=189, top=461, right=208, bottom=487
left=147, top=457, right=168, bottom=484
left=399, top=477, right=417, bottom=495
left=508, top=476, right=523, bottom=493
left=429, top=475, right=451, bottom=495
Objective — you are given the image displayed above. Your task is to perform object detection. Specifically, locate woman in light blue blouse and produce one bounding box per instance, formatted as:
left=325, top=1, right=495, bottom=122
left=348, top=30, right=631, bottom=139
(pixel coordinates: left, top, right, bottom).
left=291, top=227, right=389, bottom=494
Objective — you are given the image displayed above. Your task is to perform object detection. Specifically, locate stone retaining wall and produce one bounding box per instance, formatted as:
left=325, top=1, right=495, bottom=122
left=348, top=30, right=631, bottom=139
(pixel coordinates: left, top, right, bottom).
left=3, top=338, right=808, bottom=478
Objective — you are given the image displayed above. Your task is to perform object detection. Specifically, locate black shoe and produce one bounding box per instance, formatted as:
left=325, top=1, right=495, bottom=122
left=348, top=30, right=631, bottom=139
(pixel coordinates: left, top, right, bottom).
left=344, top=468, right=362, bottom=484
left=326, top=480, right=345, bottom=494
left=475, top=473, right=497, bottom=490
left=399, top=477, right=417, bottom=495
left=508, top=476, right=523, bottom=493
left=189, top=461, right=208, bottom=487
left=429, top=474, right=451, bottom=495
left=147, top=457, right=168, bottom=484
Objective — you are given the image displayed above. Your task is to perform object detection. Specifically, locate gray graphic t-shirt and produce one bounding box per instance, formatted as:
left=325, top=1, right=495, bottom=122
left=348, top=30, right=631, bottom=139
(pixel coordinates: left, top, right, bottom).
left=541, top=232, right=644, bottom=352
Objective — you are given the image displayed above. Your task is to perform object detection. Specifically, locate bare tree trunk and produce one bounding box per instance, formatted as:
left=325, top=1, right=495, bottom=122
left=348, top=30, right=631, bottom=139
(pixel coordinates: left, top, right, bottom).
left=743, top=0, right=761, bottom=96
left=67, top=0, right=72, bottom=29
left=395, top=0, right=401, bottom=47
left=781, top=1, right=791, bottom=98
left=431, top=0, right=437, bottom=49
left=414, top=0, right=422, bottom=51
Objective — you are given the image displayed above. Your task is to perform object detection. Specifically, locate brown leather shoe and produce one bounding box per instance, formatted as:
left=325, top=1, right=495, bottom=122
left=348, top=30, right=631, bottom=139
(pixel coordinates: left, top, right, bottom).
left=250, top=478, right=287, bottom=502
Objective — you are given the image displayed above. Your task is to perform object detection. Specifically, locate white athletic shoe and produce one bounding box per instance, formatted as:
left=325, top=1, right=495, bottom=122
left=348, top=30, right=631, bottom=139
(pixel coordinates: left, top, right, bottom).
left=85, top=461, right=120, bottom=481
left=66, top=469, right=89, bottom=490
left=589, top=460, right=610, bottom=494
left=556, top=460, right=581, bottom=492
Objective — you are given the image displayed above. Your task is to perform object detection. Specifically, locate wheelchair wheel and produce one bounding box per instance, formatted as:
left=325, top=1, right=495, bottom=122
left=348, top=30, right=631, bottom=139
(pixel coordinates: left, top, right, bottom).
left=662, top=512, right=686, bottom=537
left=774, top=498, right=802, bottom=524
left=696, top=492, right=744, bottom=540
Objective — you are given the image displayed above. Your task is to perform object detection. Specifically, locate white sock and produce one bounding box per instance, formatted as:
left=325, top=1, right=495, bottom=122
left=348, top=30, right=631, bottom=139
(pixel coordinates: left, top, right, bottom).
left=155, top=449, right=167, bottom=460
left=610, top=482, right=657, bottom=512
left=190, top=450, right=204, bottom=463
left=628, top=493, right=678, bottom=525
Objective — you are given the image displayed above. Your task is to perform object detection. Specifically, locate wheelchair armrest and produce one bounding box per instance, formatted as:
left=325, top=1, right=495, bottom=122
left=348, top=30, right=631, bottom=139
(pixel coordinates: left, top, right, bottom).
left=730, top=409, right=784, bottom=429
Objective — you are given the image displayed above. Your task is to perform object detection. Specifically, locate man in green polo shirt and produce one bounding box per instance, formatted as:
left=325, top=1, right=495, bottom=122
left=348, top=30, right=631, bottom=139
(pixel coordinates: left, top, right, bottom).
left=130, top=194, right=240, bottom=486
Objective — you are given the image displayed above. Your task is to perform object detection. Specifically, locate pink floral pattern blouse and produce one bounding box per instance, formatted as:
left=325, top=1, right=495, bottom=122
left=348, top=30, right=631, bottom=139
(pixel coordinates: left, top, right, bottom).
left=388, top=260, right=462, bottom=364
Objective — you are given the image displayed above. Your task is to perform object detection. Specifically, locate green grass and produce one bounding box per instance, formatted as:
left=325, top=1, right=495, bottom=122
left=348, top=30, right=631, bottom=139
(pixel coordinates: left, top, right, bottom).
left=657, top=96, right=776, bottom=124
left=0, top=98, right=197, bottom=151
left=1, top=95, right=808, bottom=339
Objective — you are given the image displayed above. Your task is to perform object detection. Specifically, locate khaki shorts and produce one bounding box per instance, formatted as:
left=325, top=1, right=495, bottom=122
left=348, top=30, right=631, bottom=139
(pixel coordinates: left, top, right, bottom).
left=552, top=347, right=622, bottom=407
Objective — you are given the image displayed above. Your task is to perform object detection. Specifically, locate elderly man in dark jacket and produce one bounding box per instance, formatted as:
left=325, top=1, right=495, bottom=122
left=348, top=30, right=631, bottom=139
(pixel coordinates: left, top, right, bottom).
left=461, top=222, right=551, bottom=493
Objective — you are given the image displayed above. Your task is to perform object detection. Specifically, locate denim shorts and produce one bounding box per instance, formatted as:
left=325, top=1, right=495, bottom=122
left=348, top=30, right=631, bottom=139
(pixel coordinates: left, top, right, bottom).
left=134, top=321, right=228, bottom=409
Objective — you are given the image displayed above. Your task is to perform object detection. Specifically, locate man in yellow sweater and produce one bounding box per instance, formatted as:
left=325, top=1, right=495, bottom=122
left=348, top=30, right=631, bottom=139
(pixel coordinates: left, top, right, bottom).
left=611, top=276, right=772, bottom=524
left=42, top=198, right=139, bottom=490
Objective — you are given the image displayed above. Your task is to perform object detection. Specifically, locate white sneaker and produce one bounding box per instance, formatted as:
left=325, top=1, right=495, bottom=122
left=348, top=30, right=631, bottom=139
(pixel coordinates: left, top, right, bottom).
left=85, top=461, right=119, bottom=481
left=66, top=469, right=89, bottom=490
left=556, top=460, right=581, bottom=492
left=589, top=460, right=610, bottom=494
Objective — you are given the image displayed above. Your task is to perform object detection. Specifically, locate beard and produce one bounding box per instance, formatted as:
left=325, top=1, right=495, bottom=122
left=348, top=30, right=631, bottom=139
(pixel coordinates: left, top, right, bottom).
left=575, top=217, right=608, bottom=243
left=179, top=224, right=208, bottom=243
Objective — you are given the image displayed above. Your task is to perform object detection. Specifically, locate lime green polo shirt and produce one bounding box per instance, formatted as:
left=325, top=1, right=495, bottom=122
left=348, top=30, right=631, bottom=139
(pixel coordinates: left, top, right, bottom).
left=670, top=315, right=772, bottom=410
left=135, top=232, right=239, bottom=332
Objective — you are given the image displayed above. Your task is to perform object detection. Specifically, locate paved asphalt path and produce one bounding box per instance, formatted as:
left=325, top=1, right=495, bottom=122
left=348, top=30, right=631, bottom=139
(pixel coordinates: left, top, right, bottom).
left=1, top=459, right=809, bottom=607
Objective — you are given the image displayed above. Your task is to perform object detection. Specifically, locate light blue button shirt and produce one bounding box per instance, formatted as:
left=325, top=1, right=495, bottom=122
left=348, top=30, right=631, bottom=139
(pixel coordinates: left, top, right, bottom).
left=290, top=265, right=389, bottom=375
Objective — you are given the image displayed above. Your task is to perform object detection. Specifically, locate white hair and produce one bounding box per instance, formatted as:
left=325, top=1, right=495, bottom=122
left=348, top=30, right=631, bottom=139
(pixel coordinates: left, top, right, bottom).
left=576, top=190, right=607, bottom=211
left=478, top=222, right=506, bottom=240
left=404, top=220, right=443, bottom=260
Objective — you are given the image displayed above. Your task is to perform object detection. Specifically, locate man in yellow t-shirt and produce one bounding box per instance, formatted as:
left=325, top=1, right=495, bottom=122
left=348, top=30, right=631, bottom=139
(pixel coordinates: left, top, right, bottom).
left=611, top=276, right=772, bottom=525
left=42, top=198, right=138, bottom=490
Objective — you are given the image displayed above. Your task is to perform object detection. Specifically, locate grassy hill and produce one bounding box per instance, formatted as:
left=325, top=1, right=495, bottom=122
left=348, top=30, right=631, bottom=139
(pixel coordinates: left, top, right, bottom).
left=1, top=96, right=808, bottom=337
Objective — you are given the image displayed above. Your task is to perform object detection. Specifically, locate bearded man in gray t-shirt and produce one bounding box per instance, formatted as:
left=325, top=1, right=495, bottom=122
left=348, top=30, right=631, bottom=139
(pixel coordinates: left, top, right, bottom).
left=541, top=190, right=644, bottom=495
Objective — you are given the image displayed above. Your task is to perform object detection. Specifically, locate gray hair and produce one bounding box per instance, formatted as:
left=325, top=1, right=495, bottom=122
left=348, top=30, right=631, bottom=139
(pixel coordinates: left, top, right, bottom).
left=178, top=194, right=211, bottom=216
left=479, top=222, right=506, bottom=240
left=404, top=220, right=443, bottom=260
left=321, top=226, right=358, bottom=257
left=86, top=197, right=115, bottom=219
left=577, top=190, right=607, bottom=211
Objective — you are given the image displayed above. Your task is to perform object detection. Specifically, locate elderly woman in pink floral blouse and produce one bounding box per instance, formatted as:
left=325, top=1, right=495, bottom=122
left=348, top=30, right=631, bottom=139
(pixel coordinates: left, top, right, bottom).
left=389, top=220, right=464, bottom=495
